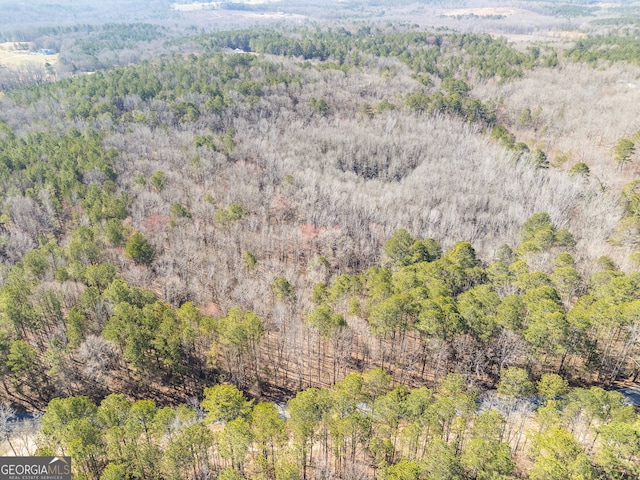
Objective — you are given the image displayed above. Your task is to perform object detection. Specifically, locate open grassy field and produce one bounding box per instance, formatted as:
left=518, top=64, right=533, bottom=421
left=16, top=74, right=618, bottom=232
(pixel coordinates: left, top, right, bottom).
left=0, top=42, right=58, bottom=70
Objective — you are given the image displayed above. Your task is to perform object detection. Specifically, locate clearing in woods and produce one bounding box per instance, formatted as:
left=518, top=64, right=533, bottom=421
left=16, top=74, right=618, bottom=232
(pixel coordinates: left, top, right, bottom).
left=0, top=42, right=58, bottom=70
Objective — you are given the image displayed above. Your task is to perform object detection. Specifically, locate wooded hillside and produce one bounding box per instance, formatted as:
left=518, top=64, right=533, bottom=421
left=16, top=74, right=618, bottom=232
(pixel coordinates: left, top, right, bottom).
left=1, top=3, right=640, bottom=477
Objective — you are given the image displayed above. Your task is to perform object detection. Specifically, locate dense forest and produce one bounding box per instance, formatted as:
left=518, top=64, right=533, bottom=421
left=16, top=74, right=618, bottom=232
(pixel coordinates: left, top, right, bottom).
left=1, top=0, right=640, bottom=478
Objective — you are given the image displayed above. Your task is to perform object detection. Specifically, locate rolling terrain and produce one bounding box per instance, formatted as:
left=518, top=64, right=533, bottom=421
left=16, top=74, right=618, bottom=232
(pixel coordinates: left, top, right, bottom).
left=0, top=0, right=640, bottom=478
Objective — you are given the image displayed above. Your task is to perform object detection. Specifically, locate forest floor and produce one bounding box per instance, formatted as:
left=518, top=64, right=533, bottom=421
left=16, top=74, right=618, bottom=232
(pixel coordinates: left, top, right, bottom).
left=0, top=413, right=39, bottom=456
left=0, top=435, right=36, bottom=456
